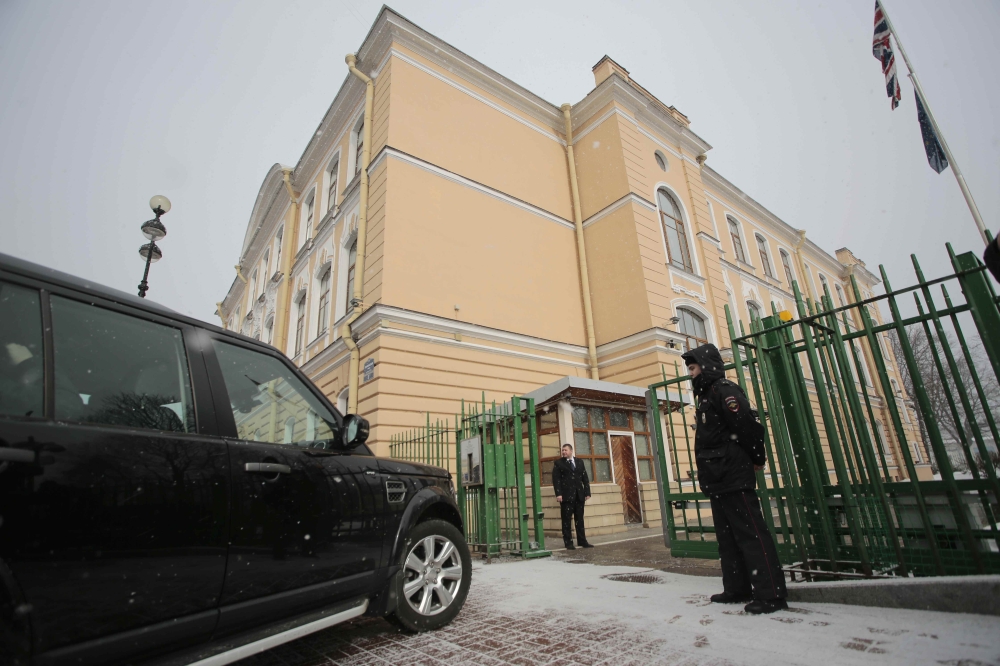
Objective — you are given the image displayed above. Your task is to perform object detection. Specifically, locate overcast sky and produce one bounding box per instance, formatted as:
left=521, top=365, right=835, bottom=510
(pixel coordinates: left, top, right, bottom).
left=1, top=0, right=997, bottom=325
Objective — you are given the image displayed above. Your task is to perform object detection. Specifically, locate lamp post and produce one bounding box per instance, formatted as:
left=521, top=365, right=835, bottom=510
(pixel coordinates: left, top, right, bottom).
left=137, top=195, right=170, bottom=298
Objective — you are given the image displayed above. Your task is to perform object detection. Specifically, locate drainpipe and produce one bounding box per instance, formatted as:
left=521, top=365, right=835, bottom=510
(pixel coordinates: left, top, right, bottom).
left=341, top=53, right=375, bottom=414
left=792, top=229, right=813, bottom=302
left=273, top=168, right=299, bottom=353
left=561, top=104, right=600, bottom=380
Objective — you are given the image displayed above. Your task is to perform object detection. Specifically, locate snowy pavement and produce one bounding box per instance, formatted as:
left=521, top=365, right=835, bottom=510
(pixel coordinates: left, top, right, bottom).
left=237, top=558, right=1000, bottom=666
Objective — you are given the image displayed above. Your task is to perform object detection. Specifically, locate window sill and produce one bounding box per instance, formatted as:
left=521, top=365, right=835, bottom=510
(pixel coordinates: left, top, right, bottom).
left=667, top=265, right=706, bottom=285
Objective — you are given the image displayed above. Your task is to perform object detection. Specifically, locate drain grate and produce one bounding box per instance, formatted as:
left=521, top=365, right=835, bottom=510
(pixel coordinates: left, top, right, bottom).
left=601, top=572, right=664, bottom=584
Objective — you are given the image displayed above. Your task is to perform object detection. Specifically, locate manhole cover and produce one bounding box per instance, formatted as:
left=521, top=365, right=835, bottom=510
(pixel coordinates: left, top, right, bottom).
left=601, top=572, right=664, bottom=584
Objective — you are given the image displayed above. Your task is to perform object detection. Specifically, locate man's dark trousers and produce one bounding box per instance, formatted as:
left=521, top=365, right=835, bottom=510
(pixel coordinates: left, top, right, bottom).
left=560, top=500, right=586, bottom=548
left=710, top=490, right=786, bottom=601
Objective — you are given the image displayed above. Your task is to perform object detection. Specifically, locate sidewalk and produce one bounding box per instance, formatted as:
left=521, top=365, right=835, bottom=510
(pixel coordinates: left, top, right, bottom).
left=550, top=528, right=723, bottom=578
left=235, top=556, right=999, bottom=666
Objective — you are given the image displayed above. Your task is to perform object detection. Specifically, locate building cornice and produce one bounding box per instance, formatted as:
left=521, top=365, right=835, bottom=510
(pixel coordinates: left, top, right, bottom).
left=702, top=166, right=876, bottom=284
left=570, top=73, right=712, bottom=158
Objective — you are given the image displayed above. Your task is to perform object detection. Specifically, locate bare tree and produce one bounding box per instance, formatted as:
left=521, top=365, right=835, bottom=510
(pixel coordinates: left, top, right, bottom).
left=889, top=327, right=1000, bottom=473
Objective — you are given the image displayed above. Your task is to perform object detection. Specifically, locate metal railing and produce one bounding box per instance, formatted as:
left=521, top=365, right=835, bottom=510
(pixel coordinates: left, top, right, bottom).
left=648, top=244, right=1000, bottom=578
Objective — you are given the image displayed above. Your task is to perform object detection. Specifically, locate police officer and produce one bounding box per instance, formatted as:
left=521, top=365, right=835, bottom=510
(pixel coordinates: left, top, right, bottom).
left=681, top=342, right=787, bottom=614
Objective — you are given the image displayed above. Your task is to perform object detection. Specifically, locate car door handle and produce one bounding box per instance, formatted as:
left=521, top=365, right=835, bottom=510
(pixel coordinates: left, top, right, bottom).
left=245, top=462, right=291, bottom=474
left=0, top=449, right=34, bottom=463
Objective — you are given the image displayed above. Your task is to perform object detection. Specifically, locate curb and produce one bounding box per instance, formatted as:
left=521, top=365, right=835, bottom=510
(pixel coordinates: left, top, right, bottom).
left=786, top=574, right=1000, bottom=616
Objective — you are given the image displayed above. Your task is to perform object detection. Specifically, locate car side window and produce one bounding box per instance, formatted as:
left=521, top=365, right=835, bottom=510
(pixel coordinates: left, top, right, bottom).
left=212, top=340, right=338, bottom=446
left=0, top=281, right=44, bottom=418
left=50, top=296, right=195, bottom=432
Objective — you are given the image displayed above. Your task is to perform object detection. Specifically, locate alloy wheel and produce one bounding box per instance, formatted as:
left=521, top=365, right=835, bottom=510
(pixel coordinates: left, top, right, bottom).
left=402, top=534, right=464, bottom=616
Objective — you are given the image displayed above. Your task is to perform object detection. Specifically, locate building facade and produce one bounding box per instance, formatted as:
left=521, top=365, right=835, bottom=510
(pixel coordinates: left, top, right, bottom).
left=220, top=7, right=929, bottom=538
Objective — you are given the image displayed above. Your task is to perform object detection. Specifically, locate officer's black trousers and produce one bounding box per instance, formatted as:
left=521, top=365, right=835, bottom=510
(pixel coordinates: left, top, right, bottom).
left=560, top=500, right=587, bottom=546
left=709, top=490, right=786, bottom=601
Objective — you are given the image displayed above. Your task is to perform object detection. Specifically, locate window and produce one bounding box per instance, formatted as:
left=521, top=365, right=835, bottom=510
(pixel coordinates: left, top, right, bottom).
left=305, top=192, right=315, bottom=233
left=756, top=235, right=774, bottom=278
left=264, top=318, right=274, bottom=345
left=835, top=284, right=847, bottom=307
left=260, top=250, right=270, bottom=296
left=249, top=270, right=257, bottom=304
left=327, top=158, right=339, bottom=213
left=654, top=151, right=667, bottom=171
left=355, top=120, right=365, bottom=176
left=212, top=340, right=339, bottom=446
left=677, top=308, right=708, bottom=350
left=874, top=421, right=895, bottom=466
left=780, top=249, right=795, bottom=286
left=274, top=227, right=283, bottom=270
left=630, top=411, right=656, bottom=482
left=294, top=294, right=306, bottom=356
left=747, top=301, right=762, bottom=323
left=50, top=296, right=195, bottom=432
left=345, top=241, right=357, bottom=310
left=0, top=281, right=44, bottom=418
left=728, top=217, right=747, bottom=263
left=317, top=270, right=331, bottom=335
left=570, top=406, right=612, bottom=483
left=657, top=189, right=692, bottom=272
left=819, top=274, right=829, bottom=294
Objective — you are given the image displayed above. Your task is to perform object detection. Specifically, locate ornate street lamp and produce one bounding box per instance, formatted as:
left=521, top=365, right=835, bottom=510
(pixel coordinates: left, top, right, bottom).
left=137, top=195, right=170, bottom=298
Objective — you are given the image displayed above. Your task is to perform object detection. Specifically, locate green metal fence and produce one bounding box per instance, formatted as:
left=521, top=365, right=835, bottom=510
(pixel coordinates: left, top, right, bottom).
left=648, top=244, right=1000, bottom=579
left=389, top=394, right=550, bottom=559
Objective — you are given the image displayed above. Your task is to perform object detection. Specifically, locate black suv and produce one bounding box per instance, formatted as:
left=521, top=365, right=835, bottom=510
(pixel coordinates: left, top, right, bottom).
left=0, top=253, right=471, bottom=666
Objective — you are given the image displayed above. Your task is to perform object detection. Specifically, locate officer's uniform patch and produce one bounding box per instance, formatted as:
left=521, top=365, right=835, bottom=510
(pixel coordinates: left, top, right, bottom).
left=724, top=396, right=740, bottom=413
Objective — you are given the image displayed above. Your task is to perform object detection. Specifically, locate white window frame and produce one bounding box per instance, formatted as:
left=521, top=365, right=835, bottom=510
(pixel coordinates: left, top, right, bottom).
left=652, top=183, right=700, bottom=277
left=350, top=113, right=365, bottom=177
left=325, top=152, right=341, bottom=215
left=726, top=214, right=752, bottom=267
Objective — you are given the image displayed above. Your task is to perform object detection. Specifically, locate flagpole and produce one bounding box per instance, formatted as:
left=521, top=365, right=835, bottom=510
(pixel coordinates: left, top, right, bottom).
left=879, top=1, right=989, bottom=246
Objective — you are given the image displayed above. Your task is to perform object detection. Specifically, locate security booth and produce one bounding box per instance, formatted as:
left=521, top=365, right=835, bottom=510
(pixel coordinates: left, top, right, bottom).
left=522, top=377, right=690, bottom=540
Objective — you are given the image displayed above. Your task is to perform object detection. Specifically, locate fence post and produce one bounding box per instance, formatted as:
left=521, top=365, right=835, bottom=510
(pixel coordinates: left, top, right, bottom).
left=524, top=397, right=547, bottom=551
left=646, top=387, right=672, bottom=549
left=950, top=246, right=1000, bottom=380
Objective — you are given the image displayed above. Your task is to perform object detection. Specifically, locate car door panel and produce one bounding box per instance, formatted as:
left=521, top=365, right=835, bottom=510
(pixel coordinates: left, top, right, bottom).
left=203, top=337, right=380, bottom=633
left=0, top=290, right=230, bottom=660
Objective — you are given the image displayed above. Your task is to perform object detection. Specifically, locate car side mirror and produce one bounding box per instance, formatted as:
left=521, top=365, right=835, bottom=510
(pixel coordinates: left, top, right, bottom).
left=341, top=414, right=370, bottom=448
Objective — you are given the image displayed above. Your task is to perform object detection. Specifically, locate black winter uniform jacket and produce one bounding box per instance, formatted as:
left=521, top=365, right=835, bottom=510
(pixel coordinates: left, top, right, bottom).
left=681, top=343, right=762, bottom=496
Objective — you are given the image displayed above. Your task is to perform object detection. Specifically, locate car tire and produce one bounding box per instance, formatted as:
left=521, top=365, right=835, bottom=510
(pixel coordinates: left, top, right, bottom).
left=387, top=519, right=471, bottom=632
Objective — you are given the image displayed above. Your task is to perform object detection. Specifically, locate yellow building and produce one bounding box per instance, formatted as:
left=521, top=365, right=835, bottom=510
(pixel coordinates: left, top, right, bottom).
left=220, top=7, right=929, bottom=538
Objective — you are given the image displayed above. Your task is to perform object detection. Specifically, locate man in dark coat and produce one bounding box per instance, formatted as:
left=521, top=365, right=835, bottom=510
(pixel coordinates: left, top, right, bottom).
left=552, top=443, right=593, bottom=550
left=681, top=343, right=787, bottom=614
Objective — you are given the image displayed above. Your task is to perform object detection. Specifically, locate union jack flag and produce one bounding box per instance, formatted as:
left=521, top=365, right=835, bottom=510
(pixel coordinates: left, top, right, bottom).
left=872, top=1, right=901, bottom=109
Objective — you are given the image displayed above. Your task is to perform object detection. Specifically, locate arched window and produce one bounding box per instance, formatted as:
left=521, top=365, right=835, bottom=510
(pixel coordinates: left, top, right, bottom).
left=677, top=308, right=708, bottom=351
left=835, top=284, right=847, bottom=307
left=354, top=118, right=365, bottom=176
left=274, top=226, right=283, bottom=269
left=747, top=301, right=762, bottom=323
left=345, top=241, right=358, bottom=311
left=260, top=250, right=270, bottom=296
left=327, top=157, right=339, bottom=213
left=305, top=191, right=315, bottom=233
left=249, top=269, right=258, bottom=305
left=283, top=417, right=296, bottom=444
left=727, top=217, right=747, bottom=263
left=306, top=411, right=317, bottom=441
left=779, top=249, right=795, bottom=286
left=657, top=189, right=692, bottom=271
left=317, top=270, right=331, bottom=335
left=755, top=235, right=774, bottom=278
left=294, top=293, right=307, bottom=356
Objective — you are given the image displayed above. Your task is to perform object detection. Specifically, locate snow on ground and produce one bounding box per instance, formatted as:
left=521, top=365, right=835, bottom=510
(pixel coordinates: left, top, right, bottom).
left=238, top=557, right=1000, bottom=666
left=469, top=558, right=1000, bottom=666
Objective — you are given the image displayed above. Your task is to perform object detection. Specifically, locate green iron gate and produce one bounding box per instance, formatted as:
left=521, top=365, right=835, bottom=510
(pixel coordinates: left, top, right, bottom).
left=648, top=244, right=1000, bottom=579
left=390, top=395, right=550, bottom=559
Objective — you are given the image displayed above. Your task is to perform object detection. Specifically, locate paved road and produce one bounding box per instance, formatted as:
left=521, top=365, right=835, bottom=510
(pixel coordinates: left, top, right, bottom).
left=234, top=549, right=999, bottom=665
